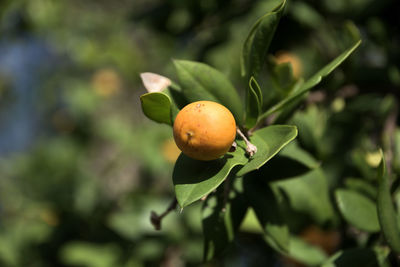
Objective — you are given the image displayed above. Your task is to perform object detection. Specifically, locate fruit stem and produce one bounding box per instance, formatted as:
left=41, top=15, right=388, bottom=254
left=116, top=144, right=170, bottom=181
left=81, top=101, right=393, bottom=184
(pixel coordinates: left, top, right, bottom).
left=236, top=127, right=257, bottom=157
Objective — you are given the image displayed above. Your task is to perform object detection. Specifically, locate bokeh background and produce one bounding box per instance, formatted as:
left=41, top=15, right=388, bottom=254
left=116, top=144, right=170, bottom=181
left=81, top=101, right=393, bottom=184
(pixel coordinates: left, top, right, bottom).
left=0, top=0, right=399, bottom=266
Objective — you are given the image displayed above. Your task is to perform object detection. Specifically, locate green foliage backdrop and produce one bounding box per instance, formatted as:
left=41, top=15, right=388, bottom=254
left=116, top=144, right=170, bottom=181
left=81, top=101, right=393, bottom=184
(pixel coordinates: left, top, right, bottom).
left=0, top=0, right=399, bottom=266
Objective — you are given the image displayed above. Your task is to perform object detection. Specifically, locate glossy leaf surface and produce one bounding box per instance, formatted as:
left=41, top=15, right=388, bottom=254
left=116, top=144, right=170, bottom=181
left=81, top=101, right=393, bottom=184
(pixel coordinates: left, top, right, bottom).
left=140, top=92, right=172, bottom=125
left=173, top=143, right=248, bottom=208
left=236, top=125, right=298, bottom=176
left=174, top=60, right=244, bottom=124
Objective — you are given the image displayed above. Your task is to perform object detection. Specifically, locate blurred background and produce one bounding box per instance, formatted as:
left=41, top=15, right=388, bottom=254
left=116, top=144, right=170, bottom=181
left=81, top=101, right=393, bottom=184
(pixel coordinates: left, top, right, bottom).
left=0, top=0, right=399, bottom=266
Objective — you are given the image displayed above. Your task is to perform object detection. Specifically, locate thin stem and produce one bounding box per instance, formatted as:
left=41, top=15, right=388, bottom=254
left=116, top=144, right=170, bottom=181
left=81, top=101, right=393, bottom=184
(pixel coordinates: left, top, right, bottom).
left=236, top=127, right=257, bottom=157
left=150, top=198, right=178, bottom=230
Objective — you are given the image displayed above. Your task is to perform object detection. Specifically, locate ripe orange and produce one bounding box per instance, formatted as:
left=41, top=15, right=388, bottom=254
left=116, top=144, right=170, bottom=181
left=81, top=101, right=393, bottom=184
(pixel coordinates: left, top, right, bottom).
left=173, top=101, right=237, bottom=161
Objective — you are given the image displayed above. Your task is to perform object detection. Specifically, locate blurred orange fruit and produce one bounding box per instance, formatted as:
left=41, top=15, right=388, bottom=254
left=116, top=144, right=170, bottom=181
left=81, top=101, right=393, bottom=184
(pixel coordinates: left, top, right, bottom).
left=275, top=51, right=303, bottom=78
left=173, top=101, right=236, bottom=161
left=92, top=68, right=121, bottom=97
left=300, top=225, right=341, bottom=255
left=162, top=138, right=182, bottom=163
left=40, top=209, right=59, bottom=227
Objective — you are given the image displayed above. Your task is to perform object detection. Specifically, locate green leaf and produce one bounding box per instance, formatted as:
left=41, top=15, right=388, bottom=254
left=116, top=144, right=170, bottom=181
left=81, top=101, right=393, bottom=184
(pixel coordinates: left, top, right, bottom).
left=260, top=38, right=361, bottom=119
left=164, top=83, right=188, bottom=120
left=286, top=236, right=328, bottom=266
left=243, top=177, right=289, bottom=252
left=173, top=143, right=248, bottom=208
left=275, top=168, right=335, bottom=224
left=344, top=178, right=377, bottom=200
left=271, top=62, right=296, bottom=94
left=240, top=208, right=264, bottom=233
left=236, top=125, right=298, bottom=176
left=173, top=60, right=244, bottom=125
left=279, top=140, right=319, bottom=168
left=140, top=92, right=172, bottom=125
left=300, top=40, right=361, bottom=92
left=335, top=189, right=380, bottom=232
left=202, top=178, right=247, bottom=261
left=377, top=151, right=400, bottom=254
left=256, top=141, right=319, bottom=181
left=60, top=242, right=120, bottom=267
left=321, top=248, right=379, bottom=267
left=241, top=0, right=286, bottom=79
left=245, top=77, right=263, bottom=129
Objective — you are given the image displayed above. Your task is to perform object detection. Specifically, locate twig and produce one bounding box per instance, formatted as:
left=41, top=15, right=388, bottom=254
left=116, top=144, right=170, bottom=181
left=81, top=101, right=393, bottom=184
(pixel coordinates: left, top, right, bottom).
left=150, top=198, right=178, bottom=230
left=237, top=127, right=257, bottom=157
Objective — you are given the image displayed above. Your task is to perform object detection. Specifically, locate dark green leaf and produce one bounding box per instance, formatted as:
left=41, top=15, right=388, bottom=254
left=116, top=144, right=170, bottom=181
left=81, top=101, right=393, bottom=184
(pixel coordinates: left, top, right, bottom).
left=140, top=92, right=172, bottom=125
left=271, top=62, right=296, bottom=94
left=260, top=38, right=361, bottom=119
left=321, top=248, right=379, bottom=267
left=173, top=142, right=248, bottom=208
left=377, top=151, right=400, bottom=254
left=245, top=77, right=263, bottom=129
left=279, top=140, right=319, bottom=168
left=275, top=169, right=334, bottom=224
left=236, top=125, right=298, bottom=176
left=244, top=177, right=289, bottom=252
left=241, top=0, right=286, bottom=79
left=256, top=141, right=319, bottom=181
left=300, top=41, right=362, bottom=93
left=335, top=189, right=380, bottom=232
left=173, top=60, right=243, bottom=125
left=202, top=178, right=247, bottom=261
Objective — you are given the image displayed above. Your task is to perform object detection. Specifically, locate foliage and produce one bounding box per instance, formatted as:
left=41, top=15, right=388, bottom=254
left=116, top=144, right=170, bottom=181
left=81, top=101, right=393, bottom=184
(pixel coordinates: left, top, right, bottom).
left=0, top=0, right=399, bottom=266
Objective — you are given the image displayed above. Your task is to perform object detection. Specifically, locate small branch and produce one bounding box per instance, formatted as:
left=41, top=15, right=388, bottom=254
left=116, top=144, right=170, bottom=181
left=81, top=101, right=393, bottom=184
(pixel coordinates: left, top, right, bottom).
left=237, top=127, right=257, bottom=157
left=150, top=198, right=178, bottom=230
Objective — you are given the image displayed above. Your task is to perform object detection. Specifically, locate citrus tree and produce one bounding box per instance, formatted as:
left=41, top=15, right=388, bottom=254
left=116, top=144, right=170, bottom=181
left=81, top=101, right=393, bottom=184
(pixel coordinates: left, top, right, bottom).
left=139, top=0, right=400, bottom=265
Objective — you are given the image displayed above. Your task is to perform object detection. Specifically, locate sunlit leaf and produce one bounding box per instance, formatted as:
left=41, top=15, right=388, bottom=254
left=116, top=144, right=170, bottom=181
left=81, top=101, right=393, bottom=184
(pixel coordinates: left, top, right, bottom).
left=236, top=125, right=298, bottom=176
left=173, top=143, right=248, bottom=208
left=285, top=236, right=328, bottom=266
left=173, top=60, right=244, bottom=124
left=140, top=92, right=172, bottom=125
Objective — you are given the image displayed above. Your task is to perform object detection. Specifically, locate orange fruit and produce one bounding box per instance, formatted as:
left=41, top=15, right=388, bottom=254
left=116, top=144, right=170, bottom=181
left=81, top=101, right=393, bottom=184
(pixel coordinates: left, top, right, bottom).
left=275, top=51, right=303, bottom=78
left=173, top=101, right=237, bottom=161
left=92, top=68, right=121, bottom=97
